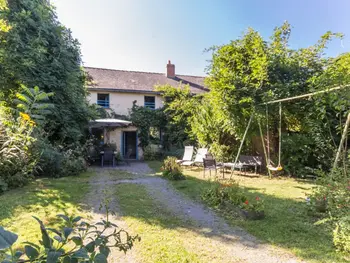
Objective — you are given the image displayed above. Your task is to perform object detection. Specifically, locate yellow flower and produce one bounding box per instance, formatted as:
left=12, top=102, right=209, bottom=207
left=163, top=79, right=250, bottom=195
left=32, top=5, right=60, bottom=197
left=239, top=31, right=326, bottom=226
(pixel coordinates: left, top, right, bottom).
left=20, top=112, right=31, bottom=121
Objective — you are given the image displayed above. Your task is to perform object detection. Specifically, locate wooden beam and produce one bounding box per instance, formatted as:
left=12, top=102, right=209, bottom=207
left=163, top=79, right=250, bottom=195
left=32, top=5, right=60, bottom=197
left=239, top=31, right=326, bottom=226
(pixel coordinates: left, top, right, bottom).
left=333, top=112, right=350, bottom=172
left=264, top=85, right=350, bottom=105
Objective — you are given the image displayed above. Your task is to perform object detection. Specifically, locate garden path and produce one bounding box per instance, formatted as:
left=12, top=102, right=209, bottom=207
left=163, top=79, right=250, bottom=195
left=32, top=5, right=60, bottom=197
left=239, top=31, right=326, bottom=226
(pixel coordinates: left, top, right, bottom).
left=86, top=163, right=306, bottom=263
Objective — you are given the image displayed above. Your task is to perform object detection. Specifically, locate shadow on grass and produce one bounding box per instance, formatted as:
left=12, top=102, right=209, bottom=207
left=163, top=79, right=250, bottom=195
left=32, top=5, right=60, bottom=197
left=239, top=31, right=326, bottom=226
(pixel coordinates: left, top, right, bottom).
left=106, top=167, right=345, bottom=263
left=173, top=175, right=345, bottom=263
left=0, top=171, right=94, bottom=226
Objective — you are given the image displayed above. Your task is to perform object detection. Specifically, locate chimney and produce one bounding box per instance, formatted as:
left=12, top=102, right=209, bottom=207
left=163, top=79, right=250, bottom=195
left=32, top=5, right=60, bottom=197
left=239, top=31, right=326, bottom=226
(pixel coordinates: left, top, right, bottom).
left=166, top=60, right=175, bottom=78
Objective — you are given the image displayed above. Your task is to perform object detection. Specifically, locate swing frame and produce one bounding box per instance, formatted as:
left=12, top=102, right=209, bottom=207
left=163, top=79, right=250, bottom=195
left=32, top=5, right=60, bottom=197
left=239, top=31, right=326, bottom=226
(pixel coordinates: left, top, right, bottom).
left=232, top=84, right=350, bottom=179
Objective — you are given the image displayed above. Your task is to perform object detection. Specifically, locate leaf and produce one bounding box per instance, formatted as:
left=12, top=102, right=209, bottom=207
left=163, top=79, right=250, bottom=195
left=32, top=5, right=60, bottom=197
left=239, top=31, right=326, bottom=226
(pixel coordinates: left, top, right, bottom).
left=85, top=241, right=95, bottom=253
left=93, top=253, right=107, bottom=263
left=72, top=248, right=89, bottom=259
left=71, top=236, right=82, bottom=246
left=62, top=256, right=71, bottom=263
left=32, top=216, right=52, bottom=249
left=57, top=214, right=69, bottom=222
left=46, top=251, right=62, bottom=263
left=14, top=250, right=23, bottom=259
left=72, top=216, right=82, bottom=223
left=25, top=245, right=39, bottom=260
left=63, top=227, right=73, bottom=239
left=99, top=246, right=110, bottom=257
left=0, top=226, right=18, bottom=249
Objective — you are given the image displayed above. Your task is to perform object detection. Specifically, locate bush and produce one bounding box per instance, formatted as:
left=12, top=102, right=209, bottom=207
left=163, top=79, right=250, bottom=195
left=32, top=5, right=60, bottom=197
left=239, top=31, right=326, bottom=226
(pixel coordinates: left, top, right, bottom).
left=161, top=156, right=185, bottom=180
left=333, top=216, right=350, bottom=253
left=37, top=144, right=87, bottom=178
left=311, top=166, right=350, bottom=253
left=201, top=181, right=247, bottom=207
left=0, top=107, right=38, bottom=189
left=143, top=145, right=162, bottom=161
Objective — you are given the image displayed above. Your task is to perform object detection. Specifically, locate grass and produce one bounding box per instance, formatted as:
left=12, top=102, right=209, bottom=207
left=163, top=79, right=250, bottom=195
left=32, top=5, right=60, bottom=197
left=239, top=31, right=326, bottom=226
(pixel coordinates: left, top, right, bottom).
left=147, top=161, right=348, bottom=263
left=0, top=171, right=94, bottom=249
left=114, top=183, right=202, bottom=263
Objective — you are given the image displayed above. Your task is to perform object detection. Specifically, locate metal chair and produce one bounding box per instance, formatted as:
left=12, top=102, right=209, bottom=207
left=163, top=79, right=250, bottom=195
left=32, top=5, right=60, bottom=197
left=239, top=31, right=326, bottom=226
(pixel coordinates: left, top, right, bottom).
left=100, top=148, right=115, bottom=167
left=203, top=157, right=217, bottom=178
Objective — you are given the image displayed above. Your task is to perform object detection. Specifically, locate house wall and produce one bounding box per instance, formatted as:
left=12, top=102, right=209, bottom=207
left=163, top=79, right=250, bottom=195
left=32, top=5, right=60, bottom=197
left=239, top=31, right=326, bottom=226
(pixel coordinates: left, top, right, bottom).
left=87, top=91, right=164, bottom=116
left=106, top=126, right=144, bottom=160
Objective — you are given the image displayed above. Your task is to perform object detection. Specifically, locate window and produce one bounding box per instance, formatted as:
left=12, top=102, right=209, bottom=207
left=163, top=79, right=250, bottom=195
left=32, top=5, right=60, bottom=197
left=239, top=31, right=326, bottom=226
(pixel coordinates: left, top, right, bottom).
left=144, top=96, right=155, bottom=109
left=97, top=93, right=110, bottom=108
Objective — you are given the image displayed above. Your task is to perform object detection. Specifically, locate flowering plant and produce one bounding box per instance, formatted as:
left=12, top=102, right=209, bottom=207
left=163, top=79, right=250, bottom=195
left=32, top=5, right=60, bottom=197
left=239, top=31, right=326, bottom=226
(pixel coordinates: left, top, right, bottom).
left=240, top=196, right=265, bottom=212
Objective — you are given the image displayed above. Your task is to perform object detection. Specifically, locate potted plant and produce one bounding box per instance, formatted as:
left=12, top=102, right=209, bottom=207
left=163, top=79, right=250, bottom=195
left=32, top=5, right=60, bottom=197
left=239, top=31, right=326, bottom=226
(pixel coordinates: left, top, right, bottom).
left=240, top=196, right=265, bottom=220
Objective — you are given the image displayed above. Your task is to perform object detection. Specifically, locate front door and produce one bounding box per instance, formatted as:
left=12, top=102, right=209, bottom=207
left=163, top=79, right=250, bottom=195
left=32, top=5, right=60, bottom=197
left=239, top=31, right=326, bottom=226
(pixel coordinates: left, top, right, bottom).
left=123, top=131, right=137, bottom=159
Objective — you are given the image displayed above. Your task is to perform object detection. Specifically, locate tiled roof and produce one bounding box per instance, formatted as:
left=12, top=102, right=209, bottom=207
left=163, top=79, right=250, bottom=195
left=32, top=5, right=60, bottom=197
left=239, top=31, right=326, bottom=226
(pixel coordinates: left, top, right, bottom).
left=84, top=67, right=208, bottom=94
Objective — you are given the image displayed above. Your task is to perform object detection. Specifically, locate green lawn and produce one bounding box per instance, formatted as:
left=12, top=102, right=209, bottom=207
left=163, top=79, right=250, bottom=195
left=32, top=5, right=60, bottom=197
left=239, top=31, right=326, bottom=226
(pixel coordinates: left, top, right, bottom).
left=0, top=171, right=94, bottom=249
left=147, top=161, right=348, bottom=263
left=114, top=183, right=202, bottom=263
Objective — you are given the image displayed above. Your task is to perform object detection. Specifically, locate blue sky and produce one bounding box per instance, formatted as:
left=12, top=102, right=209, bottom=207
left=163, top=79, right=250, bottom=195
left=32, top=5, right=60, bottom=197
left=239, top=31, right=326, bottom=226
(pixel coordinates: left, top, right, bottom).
left=52, top=0, right=350, bottom=76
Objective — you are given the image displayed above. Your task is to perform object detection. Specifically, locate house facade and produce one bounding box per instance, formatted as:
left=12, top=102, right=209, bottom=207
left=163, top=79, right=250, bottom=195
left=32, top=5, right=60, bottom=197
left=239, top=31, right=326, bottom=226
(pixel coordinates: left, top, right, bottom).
left=86, top=61, right=207, bottom=160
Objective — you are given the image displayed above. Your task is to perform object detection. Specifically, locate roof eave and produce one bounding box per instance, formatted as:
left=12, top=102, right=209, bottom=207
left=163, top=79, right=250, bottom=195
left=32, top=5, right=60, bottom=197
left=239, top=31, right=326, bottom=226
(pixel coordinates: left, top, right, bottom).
left=87, top=87, right=161, bottom=95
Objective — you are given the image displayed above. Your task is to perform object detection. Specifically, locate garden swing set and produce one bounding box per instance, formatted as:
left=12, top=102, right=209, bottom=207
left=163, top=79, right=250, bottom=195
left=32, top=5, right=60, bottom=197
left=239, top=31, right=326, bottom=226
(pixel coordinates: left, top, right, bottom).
left=232, top=84, right=350, bottom=178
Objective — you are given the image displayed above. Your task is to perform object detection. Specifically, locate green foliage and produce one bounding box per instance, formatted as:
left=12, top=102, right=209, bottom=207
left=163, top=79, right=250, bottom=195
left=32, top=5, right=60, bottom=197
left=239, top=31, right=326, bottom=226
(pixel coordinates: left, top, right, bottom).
left=0, top=105, right=38, bottom=190
left=129, top=101, right=166, bottom=149
left=0, top=0, right=92, bottom=145
left=161, top=22, right=349, bottom=177
left=161, top=157, right=184, bottom=180
left=14, top=84, right=54, bottom=122
left=143, top=145, right=162, bottom=161
left=0, top=202, right=139, bottom=263
left=311, top=166, right=350, bottom=253
left=201, top=181, right=247, bottom=208
left=240, top=196, right=265, bottom=212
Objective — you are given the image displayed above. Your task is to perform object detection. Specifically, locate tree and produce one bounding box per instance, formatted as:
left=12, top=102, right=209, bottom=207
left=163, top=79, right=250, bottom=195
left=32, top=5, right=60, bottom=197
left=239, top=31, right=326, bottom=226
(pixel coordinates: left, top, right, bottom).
left=0, top=0, right=91, bottom=145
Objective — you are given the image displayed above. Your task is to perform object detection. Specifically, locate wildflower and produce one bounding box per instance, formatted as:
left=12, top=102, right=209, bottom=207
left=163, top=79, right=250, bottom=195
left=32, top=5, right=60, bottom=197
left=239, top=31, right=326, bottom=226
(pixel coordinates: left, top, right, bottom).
left=255, top=196, right=260, bottom=201
left=244, top=200, right=249, bottom=205
left=20, top=112, right=31, bottom=121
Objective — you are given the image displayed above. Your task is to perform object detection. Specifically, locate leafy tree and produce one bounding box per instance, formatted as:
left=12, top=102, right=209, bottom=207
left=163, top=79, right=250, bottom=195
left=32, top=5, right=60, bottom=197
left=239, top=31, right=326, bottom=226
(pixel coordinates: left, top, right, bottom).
left=0, top=0, right=91, bottom=145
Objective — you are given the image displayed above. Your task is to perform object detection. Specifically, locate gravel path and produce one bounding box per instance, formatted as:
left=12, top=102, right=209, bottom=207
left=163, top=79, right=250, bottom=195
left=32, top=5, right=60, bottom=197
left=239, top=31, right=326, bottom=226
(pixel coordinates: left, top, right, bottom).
left=86, top=163, right=306, bottom=263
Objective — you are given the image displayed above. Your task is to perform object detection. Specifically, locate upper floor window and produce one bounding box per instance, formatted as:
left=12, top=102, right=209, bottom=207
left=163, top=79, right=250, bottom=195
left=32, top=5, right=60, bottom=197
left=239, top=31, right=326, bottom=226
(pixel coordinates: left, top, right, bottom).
left=144, top=96, right=155, bottom=109
left=97, top=93, right=110, bottom=108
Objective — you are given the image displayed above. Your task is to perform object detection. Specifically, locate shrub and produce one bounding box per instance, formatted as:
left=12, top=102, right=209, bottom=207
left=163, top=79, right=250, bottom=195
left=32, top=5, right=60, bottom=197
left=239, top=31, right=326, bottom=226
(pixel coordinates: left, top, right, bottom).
left=240, top=196, right=265, bottom=212
left=143, top=145, right=162, bottom=161
left=201, top=181, right=247, bottom=207
left=311, top=166, right=350, bottom=253
left=333, top=216, right=350, bottom=253
left=0, top=106, right=38, bottom=189
left=161, top=156, right=185, bottom=180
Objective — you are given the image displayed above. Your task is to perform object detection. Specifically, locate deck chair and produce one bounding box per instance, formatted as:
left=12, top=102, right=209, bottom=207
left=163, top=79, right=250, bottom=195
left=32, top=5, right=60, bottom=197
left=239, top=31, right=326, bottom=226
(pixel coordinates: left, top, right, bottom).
left=176, top=146, right=194, bottom=164
left=181, top=148, right=208, bottom=167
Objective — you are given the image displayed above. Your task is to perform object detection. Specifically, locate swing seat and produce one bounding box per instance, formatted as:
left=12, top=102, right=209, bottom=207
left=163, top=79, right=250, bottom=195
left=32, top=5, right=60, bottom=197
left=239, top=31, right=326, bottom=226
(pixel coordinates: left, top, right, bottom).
left=267, top=165, right=283, bottom=171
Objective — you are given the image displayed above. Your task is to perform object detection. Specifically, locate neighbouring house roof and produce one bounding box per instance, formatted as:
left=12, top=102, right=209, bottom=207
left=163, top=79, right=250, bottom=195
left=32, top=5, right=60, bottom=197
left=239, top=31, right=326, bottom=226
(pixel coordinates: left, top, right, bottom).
left=84, top=67, right=208, bottom=94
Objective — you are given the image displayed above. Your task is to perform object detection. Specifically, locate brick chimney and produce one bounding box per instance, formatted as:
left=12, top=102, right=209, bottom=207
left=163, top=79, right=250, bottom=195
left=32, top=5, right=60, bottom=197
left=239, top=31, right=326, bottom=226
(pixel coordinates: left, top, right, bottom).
left=166, top=60, right=175, bottom=78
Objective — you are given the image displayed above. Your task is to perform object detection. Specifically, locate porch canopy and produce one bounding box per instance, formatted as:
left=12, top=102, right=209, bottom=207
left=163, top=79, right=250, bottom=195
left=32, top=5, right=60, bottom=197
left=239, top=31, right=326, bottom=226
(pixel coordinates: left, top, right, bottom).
left=89, top=118, right=132, bottom=128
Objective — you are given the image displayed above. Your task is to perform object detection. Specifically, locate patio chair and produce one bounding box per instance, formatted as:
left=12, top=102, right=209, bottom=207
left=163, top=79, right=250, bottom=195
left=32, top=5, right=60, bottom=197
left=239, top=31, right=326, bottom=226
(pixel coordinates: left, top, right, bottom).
left=100, top=148, right=115, bottom=167
left=176, top=146, right=194, bottom=164
left=181, top=148, right=208, bottom=167
left=203, top=157, right=218, bottom=178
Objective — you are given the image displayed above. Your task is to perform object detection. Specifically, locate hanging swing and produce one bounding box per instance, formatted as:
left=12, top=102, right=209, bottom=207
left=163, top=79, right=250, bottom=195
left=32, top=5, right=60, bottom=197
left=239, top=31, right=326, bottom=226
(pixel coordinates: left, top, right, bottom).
left=266, top=102, right=283, bottom=171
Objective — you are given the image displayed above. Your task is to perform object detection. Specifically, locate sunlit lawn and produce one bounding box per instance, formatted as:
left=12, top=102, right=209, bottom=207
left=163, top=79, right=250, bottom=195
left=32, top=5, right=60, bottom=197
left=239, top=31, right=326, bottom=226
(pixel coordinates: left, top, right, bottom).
left=147, top=161, right=348, bottom=263
left=0, top=171, right=94, bottom=249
